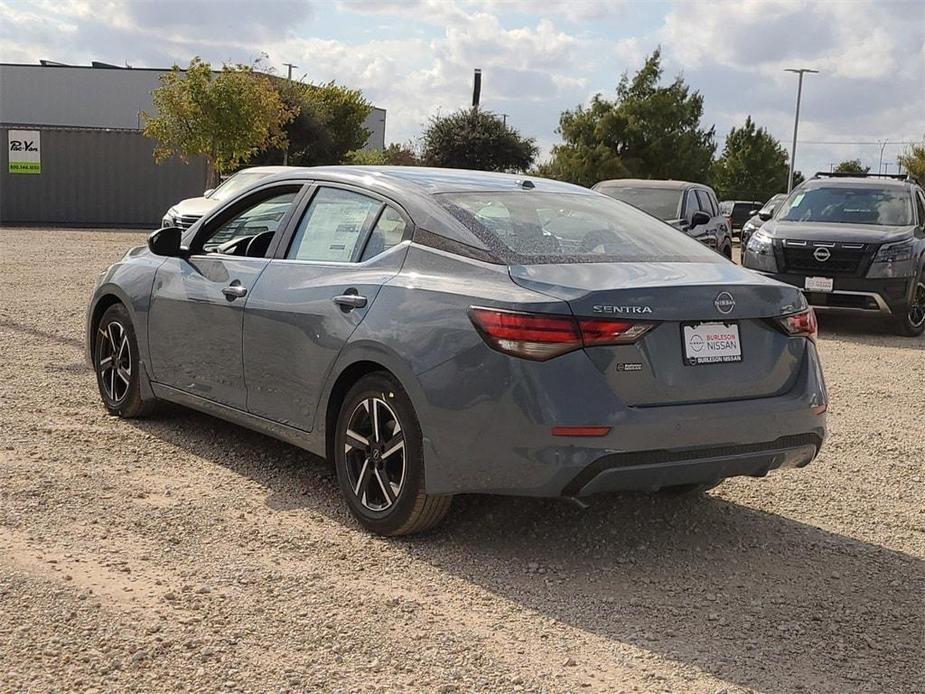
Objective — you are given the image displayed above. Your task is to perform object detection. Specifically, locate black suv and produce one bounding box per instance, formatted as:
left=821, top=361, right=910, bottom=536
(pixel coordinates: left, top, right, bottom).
left=741, top=173, right=925, bottom=336
left=594, top=179, right=733, bottom=258
left=721, top=199, right=763, bottom=234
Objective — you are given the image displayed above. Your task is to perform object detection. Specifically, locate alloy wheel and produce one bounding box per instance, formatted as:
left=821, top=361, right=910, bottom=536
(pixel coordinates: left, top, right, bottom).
left=343, top=397, right=406, bottom=512
left=909, top=279, right=925, bottom=329
left=97, top=321, right=132, bottom=404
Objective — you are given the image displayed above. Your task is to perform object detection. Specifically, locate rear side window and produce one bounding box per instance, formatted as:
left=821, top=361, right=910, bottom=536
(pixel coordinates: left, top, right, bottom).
left=287, top=188, right=381, bottom=262
left=778, top=186, right=913, bottom=226
left=437, top=191, right=722, bottom=264
left=360, top=206, right=408, bottom=261
left=595, top=187, right=682, bottom=220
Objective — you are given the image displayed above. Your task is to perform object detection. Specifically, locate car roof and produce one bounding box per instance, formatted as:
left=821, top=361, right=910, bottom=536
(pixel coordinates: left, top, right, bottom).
left=261, top=165, right=595, bottom=196
left=594, top=178, right=703, bottom=191
left=238, top=165, right=295, bottom=175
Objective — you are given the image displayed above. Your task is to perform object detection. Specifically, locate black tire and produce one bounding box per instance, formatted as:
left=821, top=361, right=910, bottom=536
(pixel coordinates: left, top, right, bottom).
left=334, top=372, right=452, bottom=536
left=93, top=303, right=158, bottom=418
left=658, top=481, right=722, bottom=496
left=890, top=271, right=925, bottom=337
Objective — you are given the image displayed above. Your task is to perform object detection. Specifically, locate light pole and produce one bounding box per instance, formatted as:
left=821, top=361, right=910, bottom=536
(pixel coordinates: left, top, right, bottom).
left=282, top=62, right=298, bottom=165
left=785, top=68, right=818, bottom=191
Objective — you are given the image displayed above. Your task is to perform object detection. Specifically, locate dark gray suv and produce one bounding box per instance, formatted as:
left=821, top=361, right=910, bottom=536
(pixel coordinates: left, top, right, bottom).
left=742, top=173, right=925, bottom=336
left=594, top=179, right=733, bottom=258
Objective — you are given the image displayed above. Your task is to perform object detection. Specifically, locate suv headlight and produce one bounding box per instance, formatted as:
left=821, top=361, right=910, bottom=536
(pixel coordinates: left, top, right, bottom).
left=162, top=207, right=179, bottom=227
left=867, top=239, right=915, bottom=278
left=743, top=231, right=778, bottom=272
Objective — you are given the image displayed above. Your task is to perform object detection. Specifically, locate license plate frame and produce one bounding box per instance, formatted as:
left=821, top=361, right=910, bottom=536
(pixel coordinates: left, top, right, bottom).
left=681, top=321, right=743, bottom=366
left=804, top=276, right=834, bottom=293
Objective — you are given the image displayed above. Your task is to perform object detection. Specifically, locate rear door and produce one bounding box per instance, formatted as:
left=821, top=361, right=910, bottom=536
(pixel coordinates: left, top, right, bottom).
left=243, top=185, right=412, bottom=431
left=147, top=183, right=304, bottom=408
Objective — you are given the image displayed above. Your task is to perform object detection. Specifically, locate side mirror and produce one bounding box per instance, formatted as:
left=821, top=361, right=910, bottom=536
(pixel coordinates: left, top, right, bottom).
left=148, top=226, right=189, bottom=257
left=758, top=210, right=773, bottom=221
left=203, top=188, right=214, bottom=197
left=690, top=210, right=711, bottom=228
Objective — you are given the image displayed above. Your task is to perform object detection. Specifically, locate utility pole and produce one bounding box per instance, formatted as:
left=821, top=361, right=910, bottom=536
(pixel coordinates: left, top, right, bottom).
left=878, top=139, right=889, bottom=175
left=785, top=68, right=818, bottom=192
left=501, top=113, right=509, bottom=126
left=282, top=62, right=298, bottom=165
left=472, top=69, right=482, bottom=109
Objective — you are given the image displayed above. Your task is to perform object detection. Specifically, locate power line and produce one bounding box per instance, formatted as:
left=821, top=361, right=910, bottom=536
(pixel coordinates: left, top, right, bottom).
left=798, top=140, right=920, bottom=145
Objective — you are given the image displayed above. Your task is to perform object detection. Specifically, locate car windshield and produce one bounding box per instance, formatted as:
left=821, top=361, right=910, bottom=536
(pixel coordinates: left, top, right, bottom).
left=778, top=187, right=912, bottom=226
left=759, top=194, right=785, bottom=216
left=209, top=172, right=272, bottom=202
left=436, top=191, right=721, bottom=264
left=594, top=187, right=682, bottom=220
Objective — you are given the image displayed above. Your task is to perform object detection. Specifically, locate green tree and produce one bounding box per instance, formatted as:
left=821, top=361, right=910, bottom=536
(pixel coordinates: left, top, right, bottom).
left=833, top=159, right=870, bottom=174
left=251, top=79, right=373, bottom=167
left=538, top=49, right=715, bottom=186
left=143, top=58, right=294, bottom=185
left=345, top=142, right=420, bottom=166
left=898, top=144, right=925, bottom=186
left=421, top=108, right=537, bottom=172
left=711, top=116, right=791, bottom=200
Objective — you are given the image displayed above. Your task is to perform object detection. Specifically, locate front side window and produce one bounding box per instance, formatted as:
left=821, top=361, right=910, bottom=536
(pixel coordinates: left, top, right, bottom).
left=438, top=191, right=721, bottom=264
left=287, top=188, right=382, bottom=262
left=778, top=187, right=913, bottom=226
left=695, top=190, right=714, bottom=216
left=596, top=187, right=682, bottom=221
left=201, top=190, right=298, bottom=254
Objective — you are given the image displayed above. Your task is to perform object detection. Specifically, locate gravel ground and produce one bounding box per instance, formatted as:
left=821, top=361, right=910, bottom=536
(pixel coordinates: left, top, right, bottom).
left=1, top=227, right=922, bottom=694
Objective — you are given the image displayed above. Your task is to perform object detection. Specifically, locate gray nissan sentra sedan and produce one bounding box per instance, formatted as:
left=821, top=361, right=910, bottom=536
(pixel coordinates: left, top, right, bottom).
left=86, top=167, right=827, bottom=535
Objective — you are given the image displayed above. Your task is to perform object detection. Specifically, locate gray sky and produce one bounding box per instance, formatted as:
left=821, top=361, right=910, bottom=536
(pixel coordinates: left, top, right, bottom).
left=2, top=0, right=923, bottom=177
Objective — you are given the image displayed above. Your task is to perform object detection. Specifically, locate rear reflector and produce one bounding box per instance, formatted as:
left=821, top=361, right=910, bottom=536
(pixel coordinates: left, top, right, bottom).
left=777, top=308, right=818, bottom=343
left=469, top=307, right=652, bottom=361
left=552, top=426, right=611, bottom=437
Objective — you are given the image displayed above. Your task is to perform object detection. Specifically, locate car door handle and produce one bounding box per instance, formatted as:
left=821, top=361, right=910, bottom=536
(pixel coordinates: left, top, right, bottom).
left=222, top=284, right=248, bottom=300
left=333, top=294, right=367, bottom=309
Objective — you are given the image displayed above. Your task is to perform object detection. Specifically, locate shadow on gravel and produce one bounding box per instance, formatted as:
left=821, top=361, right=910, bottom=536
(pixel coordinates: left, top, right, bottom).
left=0, top=318, right=86, bottom=350
left=130, top=407, right=923, bottom=694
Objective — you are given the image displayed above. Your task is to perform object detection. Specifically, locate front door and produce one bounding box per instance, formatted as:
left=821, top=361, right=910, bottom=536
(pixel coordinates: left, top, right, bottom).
left=147, top=184, right=303, bottom=408
left=243, top=186, right=411, bottom=430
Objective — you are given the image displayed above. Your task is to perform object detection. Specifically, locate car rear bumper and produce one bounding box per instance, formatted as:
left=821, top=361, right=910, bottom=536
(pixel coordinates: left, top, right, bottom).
left=756, top=271, right=912, bottom=315
left=563, top=434, right=820, bottom=496
left=418, top=341, right=827, bottom=497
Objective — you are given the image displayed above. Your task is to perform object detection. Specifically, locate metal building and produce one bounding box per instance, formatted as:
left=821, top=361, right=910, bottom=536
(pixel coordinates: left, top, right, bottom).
left=0, top=62, right=387, bottom=227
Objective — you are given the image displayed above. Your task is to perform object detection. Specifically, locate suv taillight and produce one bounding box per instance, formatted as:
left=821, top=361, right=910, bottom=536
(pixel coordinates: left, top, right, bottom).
left=777, top=308, right=818, bottom=343
left=469, top=307, right=653, bottom=361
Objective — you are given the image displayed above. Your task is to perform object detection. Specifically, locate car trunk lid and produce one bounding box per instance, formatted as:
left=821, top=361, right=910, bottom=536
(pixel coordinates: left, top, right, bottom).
left=509, top=262, right=808, bottom=406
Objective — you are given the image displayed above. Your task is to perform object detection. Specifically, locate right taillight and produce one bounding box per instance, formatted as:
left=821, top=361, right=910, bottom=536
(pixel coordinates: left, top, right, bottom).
left=777, top=308, right=817, bottom=343
left=469, top=307, right=652, bottom=361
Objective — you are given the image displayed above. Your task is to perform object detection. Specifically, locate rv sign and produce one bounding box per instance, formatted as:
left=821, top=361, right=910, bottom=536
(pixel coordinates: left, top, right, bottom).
left=8, top=130, right=41, bottom=174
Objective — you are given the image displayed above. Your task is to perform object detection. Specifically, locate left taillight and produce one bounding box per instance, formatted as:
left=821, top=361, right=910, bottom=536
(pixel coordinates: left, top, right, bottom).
left=777, top=308, right=817, bottom=342
left=468, top=307, right=653, bottom=361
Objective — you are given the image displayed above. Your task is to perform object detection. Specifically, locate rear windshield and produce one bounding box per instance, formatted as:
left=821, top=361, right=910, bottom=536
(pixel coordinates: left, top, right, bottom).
left=594, top=186, right=682, bottom=220
left=778, top=187, right=912, bottom=226
left=210, top=172, right=272, bottom=202
left=436, top=191, right=722, bottom=264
